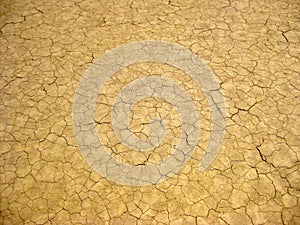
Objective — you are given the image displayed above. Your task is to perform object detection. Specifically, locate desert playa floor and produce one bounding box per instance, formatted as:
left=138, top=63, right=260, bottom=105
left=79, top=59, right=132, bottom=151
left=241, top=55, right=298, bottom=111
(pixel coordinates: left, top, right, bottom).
left=1, top=0, right=299, bottom=224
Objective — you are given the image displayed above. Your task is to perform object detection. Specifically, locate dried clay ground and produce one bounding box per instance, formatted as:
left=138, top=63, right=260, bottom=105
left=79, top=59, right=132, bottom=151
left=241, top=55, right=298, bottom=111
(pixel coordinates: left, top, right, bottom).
left=1, top=0, right=299, bottom=224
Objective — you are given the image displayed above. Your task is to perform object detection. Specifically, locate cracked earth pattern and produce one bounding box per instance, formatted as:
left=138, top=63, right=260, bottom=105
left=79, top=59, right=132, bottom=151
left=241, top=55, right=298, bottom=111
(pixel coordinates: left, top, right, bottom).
left=73, top=40, right=226, bottom=186
left=0, top=0, right=299, bottom=224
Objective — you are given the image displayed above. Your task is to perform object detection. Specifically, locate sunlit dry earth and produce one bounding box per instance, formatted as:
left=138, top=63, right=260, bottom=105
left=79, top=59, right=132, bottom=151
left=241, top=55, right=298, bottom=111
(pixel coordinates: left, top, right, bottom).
left=1, top=0, right=299, bottom=224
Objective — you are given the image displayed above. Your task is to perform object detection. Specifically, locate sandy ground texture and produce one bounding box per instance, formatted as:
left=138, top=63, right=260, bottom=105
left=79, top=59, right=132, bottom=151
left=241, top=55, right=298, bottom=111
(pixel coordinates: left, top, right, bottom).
left=1, top=0, right=299, bottom=224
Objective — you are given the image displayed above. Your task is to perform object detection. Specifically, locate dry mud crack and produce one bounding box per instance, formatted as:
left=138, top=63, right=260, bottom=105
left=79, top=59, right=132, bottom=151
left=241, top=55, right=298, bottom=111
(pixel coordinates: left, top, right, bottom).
left=1, top=0, right=299, bottom=224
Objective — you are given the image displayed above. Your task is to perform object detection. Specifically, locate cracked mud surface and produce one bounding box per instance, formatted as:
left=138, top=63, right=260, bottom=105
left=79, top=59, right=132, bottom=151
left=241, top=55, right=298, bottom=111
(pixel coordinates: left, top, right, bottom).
left=1, top=0, right=299, bottom=224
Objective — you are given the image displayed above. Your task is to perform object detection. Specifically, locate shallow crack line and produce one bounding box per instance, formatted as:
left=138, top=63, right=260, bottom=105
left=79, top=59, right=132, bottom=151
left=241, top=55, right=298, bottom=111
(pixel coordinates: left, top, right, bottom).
left=256, top=145, right=267, bottom=162
left=282, top=32, right=289, bottom=43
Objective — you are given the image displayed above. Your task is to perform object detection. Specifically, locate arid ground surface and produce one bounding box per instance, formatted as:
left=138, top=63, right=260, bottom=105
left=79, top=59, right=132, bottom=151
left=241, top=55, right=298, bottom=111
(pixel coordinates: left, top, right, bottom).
left=1, top=0, right=299, bottom=224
